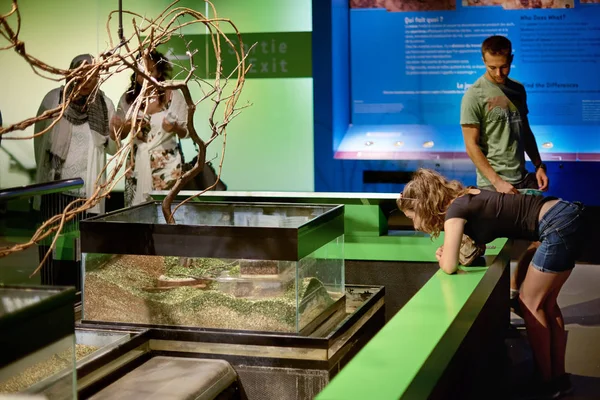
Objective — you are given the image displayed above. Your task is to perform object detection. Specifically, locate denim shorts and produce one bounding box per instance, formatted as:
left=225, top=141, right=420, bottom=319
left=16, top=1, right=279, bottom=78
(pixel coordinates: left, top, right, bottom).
left=532, top=200, right=585, bottom=273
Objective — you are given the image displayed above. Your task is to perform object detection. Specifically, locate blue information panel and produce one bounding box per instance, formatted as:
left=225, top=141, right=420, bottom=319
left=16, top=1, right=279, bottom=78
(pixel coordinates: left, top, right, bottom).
left=338, top=0, right=600, bottom=161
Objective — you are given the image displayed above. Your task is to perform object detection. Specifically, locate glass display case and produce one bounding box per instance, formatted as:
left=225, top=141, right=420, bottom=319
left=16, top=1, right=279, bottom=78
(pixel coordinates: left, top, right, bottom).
left=22, top=328, right=134, bottom=399
left=80, top=201, right=345, bottom=334
left=0, top=178, right=85, bottom=290
left=0, top=286, right=76, bottom=399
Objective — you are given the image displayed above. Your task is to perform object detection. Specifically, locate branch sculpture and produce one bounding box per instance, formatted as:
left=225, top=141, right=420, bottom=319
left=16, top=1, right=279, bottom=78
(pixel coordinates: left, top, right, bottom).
left=0, top=0, right=250, bottom=274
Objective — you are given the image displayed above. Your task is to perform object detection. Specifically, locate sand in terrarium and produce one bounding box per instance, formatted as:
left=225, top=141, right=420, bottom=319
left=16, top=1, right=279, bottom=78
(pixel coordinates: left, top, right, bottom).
left=84, top=255, right=335, bottom=332
left=0, top=345, right=97, bottom=393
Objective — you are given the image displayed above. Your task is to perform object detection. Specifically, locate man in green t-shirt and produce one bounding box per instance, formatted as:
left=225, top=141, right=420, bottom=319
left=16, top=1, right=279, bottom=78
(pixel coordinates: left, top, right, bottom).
left=461, top=35, right=548, bottom=193
left=460, top=35, right=549, bottom=312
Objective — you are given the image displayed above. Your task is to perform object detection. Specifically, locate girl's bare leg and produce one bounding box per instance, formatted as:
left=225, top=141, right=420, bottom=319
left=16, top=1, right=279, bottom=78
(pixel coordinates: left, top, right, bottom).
left=519, top=265, right=568, bottom=382
left=543, top=270, right=572, bottom=378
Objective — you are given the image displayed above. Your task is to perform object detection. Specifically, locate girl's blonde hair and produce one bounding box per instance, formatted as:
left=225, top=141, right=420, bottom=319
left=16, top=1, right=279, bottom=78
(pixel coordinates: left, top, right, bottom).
left=397, top=169, right=469, bottom=238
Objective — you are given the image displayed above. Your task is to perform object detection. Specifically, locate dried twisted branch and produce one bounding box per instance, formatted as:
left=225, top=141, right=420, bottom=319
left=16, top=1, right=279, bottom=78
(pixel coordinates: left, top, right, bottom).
left=0, top=0, right=250, bottom=268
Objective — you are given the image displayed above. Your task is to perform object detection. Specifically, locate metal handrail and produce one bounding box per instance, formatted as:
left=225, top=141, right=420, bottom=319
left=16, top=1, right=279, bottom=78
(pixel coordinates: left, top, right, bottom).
left=0, top=178, right=84, bottom=202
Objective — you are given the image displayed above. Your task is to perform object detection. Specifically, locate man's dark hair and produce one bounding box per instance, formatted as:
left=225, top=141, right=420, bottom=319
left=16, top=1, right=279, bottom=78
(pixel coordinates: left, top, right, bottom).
left=481, top=35, right=512, bottom=58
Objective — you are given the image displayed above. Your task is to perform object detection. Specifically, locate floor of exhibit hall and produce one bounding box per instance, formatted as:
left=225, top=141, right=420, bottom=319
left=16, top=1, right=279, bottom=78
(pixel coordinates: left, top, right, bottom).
left=505, top=262, right=600, bottom=400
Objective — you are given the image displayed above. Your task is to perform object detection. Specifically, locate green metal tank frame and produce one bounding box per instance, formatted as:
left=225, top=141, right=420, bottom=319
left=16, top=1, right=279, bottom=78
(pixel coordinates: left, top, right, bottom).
left=150, top=190, right=507, bottom=261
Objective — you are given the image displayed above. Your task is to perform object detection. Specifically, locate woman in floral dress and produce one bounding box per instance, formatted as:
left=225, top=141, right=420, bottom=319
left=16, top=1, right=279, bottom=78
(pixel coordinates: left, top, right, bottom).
left=113, top=50, right=188, bottom=206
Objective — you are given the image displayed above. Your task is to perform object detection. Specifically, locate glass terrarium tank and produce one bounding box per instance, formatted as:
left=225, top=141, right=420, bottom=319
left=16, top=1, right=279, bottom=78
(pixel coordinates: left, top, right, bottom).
left=0, top=286, right=76, bottom=399
left=80, top=201, right=345, bottom=334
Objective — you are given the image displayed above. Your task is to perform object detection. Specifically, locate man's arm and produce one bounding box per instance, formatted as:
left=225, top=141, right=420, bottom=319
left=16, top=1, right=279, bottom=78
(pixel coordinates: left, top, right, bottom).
left=462, top=124, right=518, bottom=193
left=521, top=116, right=549, bottom=190
left=522, top=117, right=542, bottom=166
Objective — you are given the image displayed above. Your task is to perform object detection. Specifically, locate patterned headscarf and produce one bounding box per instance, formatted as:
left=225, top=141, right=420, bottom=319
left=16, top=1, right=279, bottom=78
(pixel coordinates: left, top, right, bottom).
left=50, top=54, right=109, bottom=165
left=62, top=54, right=108, bottom=138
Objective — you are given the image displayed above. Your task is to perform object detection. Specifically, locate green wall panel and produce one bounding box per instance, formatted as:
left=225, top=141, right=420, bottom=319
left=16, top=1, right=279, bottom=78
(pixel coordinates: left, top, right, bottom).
left=0, top=0, right=313, bottom=192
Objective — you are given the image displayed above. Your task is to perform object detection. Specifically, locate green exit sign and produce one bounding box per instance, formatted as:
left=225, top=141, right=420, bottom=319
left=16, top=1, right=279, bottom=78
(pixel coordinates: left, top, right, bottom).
left=159, top=31, right=312, bottom=79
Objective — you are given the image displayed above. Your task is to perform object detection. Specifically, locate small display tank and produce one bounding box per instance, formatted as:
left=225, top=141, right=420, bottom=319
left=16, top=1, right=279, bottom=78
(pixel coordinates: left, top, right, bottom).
left=80, top=201, right=345, bottom=334
left=0, top=285, right=76, bottom=399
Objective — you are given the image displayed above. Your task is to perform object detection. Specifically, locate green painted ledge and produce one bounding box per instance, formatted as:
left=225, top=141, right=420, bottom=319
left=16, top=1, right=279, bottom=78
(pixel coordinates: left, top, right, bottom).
left=317, top=238, right=508, bottom=400
left=345, top=233, right=504, bottom=262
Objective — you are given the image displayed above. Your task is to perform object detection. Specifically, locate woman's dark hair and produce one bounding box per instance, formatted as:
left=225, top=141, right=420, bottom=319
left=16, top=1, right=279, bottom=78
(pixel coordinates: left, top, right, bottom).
left=125, top=50, right=172, bottom=105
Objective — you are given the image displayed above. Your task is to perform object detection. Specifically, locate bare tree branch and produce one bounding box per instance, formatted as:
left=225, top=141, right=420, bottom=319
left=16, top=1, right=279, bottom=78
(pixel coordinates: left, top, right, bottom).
left=0, top=0, right=251, bottom=270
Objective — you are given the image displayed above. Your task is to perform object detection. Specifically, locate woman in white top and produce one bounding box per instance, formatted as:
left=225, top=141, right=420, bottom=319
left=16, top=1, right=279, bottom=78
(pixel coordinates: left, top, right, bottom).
left=33, top=53, right=117, bottom=287
left=113, top=50, right=188, bottom=207
left=34, top=53, right=117, bottom=215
